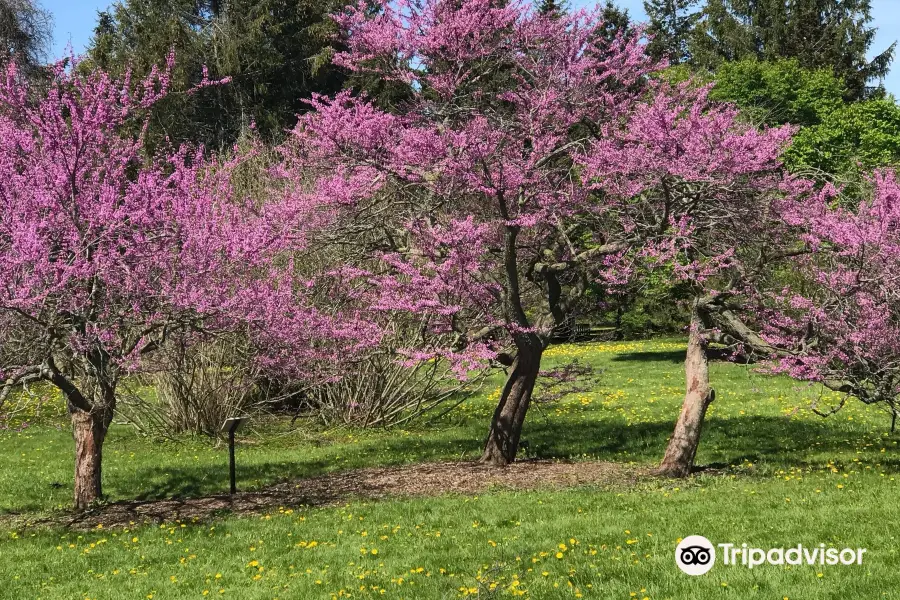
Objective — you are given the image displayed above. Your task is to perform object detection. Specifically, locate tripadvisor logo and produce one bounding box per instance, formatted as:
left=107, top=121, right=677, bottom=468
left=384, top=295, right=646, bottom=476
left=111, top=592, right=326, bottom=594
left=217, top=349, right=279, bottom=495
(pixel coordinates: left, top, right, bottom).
left=676, top=535, right=716, bottom=575
left=675, top=536, right=867, bottom=575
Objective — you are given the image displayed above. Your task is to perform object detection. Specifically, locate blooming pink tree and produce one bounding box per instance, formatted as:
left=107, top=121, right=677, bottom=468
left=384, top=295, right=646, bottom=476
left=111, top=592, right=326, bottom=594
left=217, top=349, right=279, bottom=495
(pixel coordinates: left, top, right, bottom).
left=280, top=0, right=795, bottom=466
left=280, top=0, right=658, bottom=465
left=0, top=58, right=374, bottom=508
left=582, top=82, right=798, bottom=476
left=764, top=171, right=900, bottom=431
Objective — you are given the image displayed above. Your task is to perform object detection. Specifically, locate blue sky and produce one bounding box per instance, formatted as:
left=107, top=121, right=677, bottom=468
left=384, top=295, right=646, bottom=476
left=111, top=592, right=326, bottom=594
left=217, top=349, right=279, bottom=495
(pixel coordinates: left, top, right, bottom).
left=44, top=0, right=900, bottom=96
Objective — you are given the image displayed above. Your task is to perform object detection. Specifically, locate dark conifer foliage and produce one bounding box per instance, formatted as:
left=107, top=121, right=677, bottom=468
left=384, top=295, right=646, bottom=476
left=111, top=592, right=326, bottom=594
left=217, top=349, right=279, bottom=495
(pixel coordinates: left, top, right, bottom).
left=0, top=0, right=51, bottom=79
left=644, top=0, right=700, bottom=64
left=690, top=0, right=894, bottom=100
left=88, top=0, right=349, bottom=149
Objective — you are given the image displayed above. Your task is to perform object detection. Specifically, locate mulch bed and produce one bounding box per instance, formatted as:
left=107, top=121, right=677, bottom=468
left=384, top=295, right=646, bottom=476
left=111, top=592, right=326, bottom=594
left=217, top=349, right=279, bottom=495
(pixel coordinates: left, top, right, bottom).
left=9, top=459, right=649, bottom=531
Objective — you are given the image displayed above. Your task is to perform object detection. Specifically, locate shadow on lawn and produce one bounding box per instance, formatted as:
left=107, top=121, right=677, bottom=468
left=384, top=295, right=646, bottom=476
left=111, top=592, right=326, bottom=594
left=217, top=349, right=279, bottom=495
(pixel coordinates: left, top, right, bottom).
left=58, top=459, right=636, bottom=530
left=524, top=413, right=900, bottom=471
left=610, top=349, right=747, bottom=364
left=611, top=350, right=686, bottom=364
left=124, top=459, right=334, bottom=502
left=119, top=413, right=900, bottom=505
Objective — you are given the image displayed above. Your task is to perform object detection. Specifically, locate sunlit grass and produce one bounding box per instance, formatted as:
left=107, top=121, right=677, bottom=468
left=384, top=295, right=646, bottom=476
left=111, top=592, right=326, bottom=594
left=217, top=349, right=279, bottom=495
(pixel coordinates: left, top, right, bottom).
left=2, top=338, right=899, bottom=598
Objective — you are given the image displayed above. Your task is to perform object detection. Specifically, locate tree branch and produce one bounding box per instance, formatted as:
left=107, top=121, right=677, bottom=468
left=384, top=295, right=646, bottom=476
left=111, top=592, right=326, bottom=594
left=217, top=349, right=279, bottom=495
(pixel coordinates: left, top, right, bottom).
left=40, top=357, right=92, bottom=413
left=0, top=366, right=43, bottom=411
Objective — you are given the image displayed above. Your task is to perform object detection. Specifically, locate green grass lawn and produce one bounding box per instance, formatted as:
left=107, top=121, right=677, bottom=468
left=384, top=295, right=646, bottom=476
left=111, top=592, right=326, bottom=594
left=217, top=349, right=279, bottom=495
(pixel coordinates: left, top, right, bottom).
left=2, top=339, right=899, bottom=599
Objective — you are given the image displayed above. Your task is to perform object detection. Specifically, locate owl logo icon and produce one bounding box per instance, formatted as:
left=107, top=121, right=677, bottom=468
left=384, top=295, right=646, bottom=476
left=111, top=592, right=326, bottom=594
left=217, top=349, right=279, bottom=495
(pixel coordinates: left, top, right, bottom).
left=675, top=535, right=716, bottom=575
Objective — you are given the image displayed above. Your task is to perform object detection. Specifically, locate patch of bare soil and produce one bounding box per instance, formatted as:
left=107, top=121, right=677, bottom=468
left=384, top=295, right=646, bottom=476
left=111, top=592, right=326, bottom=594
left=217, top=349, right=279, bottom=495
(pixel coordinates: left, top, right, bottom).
left=13, top=459, right=649, bottom=531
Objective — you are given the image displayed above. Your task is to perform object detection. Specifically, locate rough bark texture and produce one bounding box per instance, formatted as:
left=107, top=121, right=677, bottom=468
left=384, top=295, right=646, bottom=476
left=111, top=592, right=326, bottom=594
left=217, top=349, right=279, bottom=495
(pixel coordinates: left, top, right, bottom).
left=657, top=306, right=714, bottom=478
left=70, top=367, right=116, bottom=510
left=72, top=408, right=109, bottom=510
left=479, top=338, right=542, bottom=466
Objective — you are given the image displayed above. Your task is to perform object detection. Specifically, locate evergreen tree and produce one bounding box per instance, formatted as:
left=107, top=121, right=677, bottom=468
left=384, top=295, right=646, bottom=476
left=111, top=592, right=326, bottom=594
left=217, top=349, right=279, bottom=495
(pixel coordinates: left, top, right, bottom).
left=597, top=0, right=632, bottom=43
left=539, top=0, right=630, bottom=42
left=690, top=0, right=894, bottom=100
left=87, top=0, right=348, bottom=149
left=537, top=0, right=566, bottom=16
left=644, top=0, right=699, bottom=63
left=0, top=0, right=51, bottom=78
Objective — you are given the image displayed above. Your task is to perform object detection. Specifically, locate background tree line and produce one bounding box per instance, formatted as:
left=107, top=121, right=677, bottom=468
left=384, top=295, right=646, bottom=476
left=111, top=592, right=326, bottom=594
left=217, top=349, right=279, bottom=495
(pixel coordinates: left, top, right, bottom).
left=643, top=0, right=900, bottom=175
left=9, top=0, right=897, bottom=190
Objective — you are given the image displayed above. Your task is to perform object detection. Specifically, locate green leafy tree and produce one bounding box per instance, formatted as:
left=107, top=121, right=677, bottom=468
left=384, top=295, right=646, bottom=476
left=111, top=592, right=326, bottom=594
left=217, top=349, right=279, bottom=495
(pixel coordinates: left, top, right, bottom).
left=786, top=98, right=900, bottom=177
left=690, top=0, right=894, bottom=100
left=703, top=55, right=900, bottom=186
left=644, top=0, right=699, bottom=63
left=705, top=57, right=900, bottom=179
left=710, top=58, right=845, bottom=127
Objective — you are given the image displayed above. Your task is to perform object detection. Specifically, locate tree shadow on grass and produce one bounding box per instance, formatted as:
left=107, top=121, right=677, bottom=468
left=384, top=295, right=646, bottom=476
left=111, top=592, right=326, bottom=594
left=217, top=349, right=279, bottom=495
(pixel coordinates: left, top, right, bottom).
left=611, top=350, right=686, bottom=364
left=610, top=349, right=744, bottom=364
left=523, top=414, right=900, bottom=473
left=113, top=412, right=900, bottom=507
left=54, top=459, right=637, bottom=530
left=122, top=459, right=334, bottom=503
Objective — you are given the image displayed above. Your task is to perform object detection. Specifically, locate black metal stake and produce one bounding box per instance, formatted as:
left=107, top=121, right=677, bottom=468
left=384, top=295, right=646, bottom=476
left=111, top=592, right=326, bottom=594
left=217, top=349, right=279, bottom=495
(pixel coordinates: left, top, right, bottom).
left=228, top=428, right=237, bottom=495
left=222, top=416, right=248, bottom=495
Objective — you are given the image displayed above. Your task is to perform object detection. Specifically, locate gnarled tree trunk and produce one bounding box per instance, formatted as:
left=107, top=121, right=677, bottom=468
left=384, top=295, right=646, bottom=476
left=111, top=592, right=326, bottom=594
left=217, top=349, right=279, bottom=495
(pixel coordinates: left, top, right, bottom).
left=657, top=305, right=714, bottom=478
left=71, top=407, right=110, bottom=509
left=68, top=365, right=117, bottom=510
left=479, top=336, right=542, bottom=466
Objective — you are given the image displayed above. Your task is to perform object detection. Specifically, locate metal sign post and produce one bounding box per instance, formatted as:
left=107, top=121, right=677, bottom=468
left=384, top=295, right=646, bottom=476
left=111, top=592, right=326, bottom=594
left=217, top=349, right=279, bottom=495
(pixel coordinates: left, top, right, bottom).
left=221, top=417, right=249, bottom=495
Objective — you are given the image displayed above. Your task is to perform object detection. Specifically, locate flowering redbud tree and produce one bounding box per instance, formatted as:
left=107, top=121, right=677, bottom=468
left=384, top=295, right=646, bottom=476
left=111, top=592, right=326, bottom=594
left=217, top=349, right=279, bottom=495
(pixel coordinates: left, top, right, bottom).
left=280, top=0, right=660, bottom=465
left=582, top=81, right=799, bottom=477
left=280, top=0, right=794, bottom=466
left=0, top=59, right=375, bottom=509
left=764, top=171, right=900, bottom=431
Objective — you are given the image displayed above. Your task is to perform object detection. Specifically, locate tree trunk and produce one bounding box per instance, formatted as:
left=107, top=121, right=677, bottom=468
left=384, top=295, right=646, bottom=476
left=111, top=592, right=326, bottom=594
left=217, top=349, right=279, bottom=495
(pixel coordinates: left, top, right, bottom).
left=69, top=364, right=116, bottom=510
left=479, top=338, right=542, bottom=466
left=657, top=306, right=714, bottom=478
left=71, top=407, right=109, bottom=510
